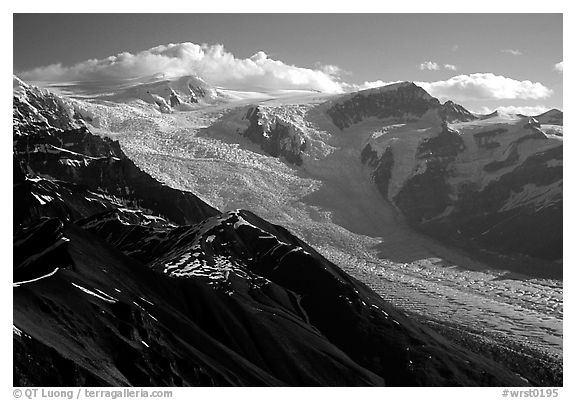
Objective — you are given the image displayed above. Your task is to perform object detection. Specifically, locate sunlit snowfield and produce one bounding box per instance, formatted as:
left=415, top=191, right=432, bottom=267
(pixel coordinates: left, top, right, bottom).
left=63, top=88, right=562, bottom=362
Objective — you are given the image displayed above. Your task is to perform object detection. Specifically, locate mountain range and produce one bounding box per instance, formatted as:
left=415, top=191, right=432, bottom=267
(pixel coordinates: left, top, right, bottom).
left=13, top=74, right=562, bottom=386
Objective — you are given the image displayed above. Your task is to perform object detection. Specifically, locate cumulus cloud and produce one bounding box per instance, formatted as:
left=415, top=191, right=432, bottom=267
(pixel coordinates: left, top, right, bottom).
left=356, top=74, right=551, bottom=102
left=419, top=61, right=458, bottom=71
left=472, top=105, right=551, bottom=116
left=416, top=73, right=552, bottom=101
left=501, top=49, right=523, bottom=56
left=313, top=63, right=349, bottom=78
left=554, top=61, right=563, bottom=73
left=18, top=43, right=553, bottom=103
left=419, top=61, right=440, bottom=71
left=19, top=42, right=345, bottom=93
left=353, top=80, right=403, bottom=91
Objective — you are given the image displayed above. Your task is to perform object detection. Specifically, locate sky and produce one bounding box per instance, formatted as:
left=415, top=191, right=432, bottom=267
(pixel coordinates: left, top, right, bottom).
left=13, top=13, right=563, bottom=114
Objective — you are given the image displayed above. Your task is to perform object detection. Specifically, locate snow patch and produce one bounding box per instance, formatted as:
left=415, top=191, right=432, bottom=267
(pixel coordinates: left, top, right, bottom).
left=71, top=283, right=118, bottom=303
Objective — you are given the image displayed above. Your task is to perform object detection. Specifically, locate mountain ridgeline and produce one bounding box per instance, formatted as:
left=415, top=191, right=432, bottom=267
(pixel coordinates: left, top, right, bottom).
left=326, top=82, right=477, bottom=130
left=326, top=82, right=562, bottom=270
left=13, top=77, right=535, bottom=386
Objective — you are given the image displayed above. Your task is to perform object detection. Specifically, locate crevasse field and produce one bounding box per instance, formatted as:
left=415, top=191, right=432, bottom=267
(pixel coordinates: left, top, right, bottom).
left=49, top=84, right=562, bottom=365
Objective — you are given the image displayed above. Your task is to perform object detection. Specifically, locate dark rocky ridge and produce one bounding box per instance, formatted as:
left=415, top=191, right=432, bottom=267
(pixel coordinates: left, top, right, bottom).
left=535, top=109, right=563, bottom=126
left=327, top=82, right=475, bottom=130
left=327, top=82, right=441, bottom=129
left=392, top=124, right=467, bottom=220
left=362, top=145, right=395, bottom=199
left=394, top=129, right=561, bottom=264
left=355, top=85, right=562, bottom=265
left=13, top=79, right=217, bottom=227
left=440, top=100, right=478, bottom=123
left=453, top=145, right=562, bottom=261
left=13, top=78, right=531, bottom=386
left=237, top=106, right=307, bottom=165
left=13, top=206, right=528, bottom=386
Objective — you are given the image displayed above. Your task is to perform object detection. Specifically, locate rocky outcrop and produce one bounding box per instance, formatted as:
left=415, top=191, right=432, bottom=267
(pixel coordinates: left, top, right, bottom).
left=417, top=123, right=466, bottom=159
left=14, top=205, right=528, bottom=386
left=327, top=82, right=442, bottom=129
left=131, top=75, right=221, bottom=112
left=326, top=83, right=476, bottom=129
left=452, top=145, right=562, bottom=261
left=216, top=105, right=308, bottom=166
left=14, top=76, right=81, bottom=131
left=362, top=144, right=395, bottom=198
left=359, top=85, right=562, bottom=264
left=13, top=81, right=218, bottom=227
left=242, top=106, right=307, bottom=165
left=440, top=100, right=478, bottom=123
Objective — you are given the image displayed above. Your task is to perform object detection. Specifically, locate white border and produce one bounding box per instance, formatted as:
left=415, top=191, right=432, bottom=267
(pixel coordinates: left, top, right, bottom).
left=3, top=3, right=572, bottom=398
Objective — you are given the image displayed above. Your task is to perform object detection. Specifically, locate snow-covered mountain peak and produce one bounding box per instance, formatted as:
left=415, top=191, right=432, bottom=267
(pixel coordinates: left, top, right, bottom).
left=106, top=74, right=222, bottom=112
left=23, top=73, right=225, bottom=114
left=13, top=70, right=563, bottom=386
left=13, top=75, right=29, bottom=94
left=13, top=75, right=84, bottom=133
left=333, top=81, right=433, bottom=105
left=357, top=81, right=419, bottom=94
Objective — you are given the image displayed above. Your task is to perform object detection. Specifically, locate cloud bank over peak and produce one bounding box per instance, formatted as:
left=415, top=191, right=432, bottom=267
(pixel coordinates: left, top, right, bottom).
left=358, top=73, right=552, bottom=102
left=18, top=42, right=553, bottom=104
left=471, top=105, right=551, bottom=116
left=417, top=73, right=553, bottom=101
left=19, top=42, right=345, bottom=93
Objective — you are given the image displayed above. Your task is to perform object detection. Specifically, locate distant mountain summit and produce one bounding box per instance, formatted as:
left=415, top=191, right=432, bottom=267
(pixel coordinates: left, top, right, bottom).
left=13, top=75, right=81, bottom=131
left=440, top=100, right=478, bottom=123
left=122, top=75, right=222, bottom=112
left=22, top=73, right=224, bottom=114
left=326, top=82, right=440, bottom=129
left=535, top=109, right=563, bottom=126
left=325, top=82, right=477, bottom=129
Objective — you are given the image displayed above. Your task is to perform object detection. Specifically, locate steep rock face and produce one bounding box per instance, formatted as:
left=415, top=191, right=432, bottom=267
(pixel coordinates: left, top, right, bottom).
left=242, top=107, right=307, bottom=165
left=361, top=105, right=563, bottom=264
left=14, top=78, right=529, bottom=387
left=440, top=100, right=478, bottom=123
left=14, top=76, right=81, bottom=131
left=14, top=218, right=73, bottom=286
left=362, top=145, right=395, bottom=198
left=123, top=75, right=221, bottom=112
left=392, top=124, right=465, bottom=222
left=452, top=145, right=562, bottom=261
left=326, top=82, right=442, bottom=129
left=325, top=82, right=475, bottom=129
left=14, top=205, right=527, bottom=386
left=17, top=143, right=217, bottom=226
left=216, top=105, right=308, bottom=165
left=13, top=80, right=218, bottom=227
left=14, top=219, right=287, bottom=386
